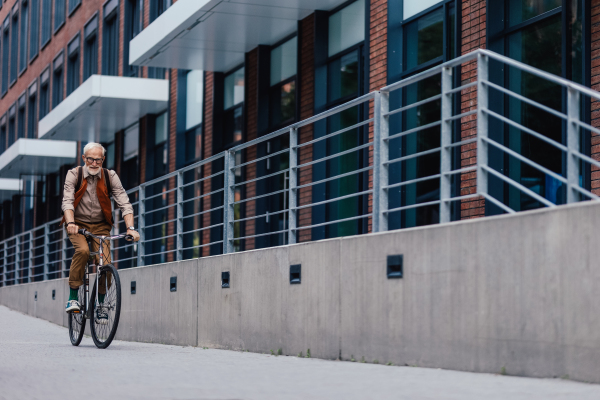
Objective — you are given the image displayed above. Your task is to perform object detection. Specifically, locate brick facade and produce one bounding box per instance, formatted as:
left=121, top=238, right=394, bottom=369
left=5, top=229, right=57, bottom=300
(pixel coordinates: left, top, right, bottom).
left=368, top=0, right=387, bottom=232
left=459, top=0, right=486, bottom=219
left=591, top=0, right=600, bottom=195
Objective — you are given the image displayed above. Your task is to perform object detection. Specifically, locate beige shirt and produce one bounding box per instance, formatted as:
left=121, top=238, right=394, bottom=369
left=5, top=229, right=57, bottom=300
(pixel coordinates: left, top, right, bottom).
left=62, top=166, right=133, bottom=223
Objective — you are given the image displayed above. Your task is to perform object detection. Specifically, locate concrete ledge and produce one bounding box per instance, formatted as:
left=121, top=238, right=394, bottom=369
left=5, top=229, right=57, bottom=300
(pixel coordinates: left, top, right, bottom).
left=1, top=201, right=599, bottom=382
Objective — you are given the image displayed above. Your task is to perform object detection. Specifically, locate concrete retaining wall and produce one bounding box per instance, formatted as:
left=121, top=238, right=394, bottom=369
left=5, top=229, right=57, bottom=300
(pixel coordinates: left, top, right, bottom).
left=1, top=201, right=599, bottom=382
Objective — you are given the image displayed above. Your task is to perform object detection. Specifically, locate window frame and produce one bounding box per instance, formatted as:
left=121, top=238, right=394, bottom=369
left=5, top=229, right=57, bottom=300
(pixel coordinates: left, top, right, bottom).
left=29, top=0, right=39, bottom=63
left=39, top=66, right=50, bottom=120
left=17, top=92, right=26, bottom=140
left=83, top=13, right=98, bottom=81
left=40, top=0, right=51, bottom=48
left=268, top=34, right=298, bottom=130
left=52, top=51, right=64, bottom=108
left=2, top=17, right=10, bottom=97
left=10, top=4, right=19, bottom=86
left=66, top=33, right=80, bottom=96
left=68, top=0, right=81, bottom=16
left=53, top=0, right=66, bottom=34
left=222, top=64, right=245, bottom=150
left=18, top=0, right=28, bottom=75
left=27, top=79, right=37, bottom=138
left=124, top=0, right=143, bottom=77
left=102, top=0, right=119, bottom=77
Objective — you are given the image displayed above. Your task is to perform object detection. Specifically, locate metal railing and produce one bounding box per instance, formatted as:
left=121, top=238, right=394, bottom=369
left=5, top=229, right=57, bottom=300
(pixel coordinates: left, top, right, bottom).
left=2, top=49, right=599, bottom=286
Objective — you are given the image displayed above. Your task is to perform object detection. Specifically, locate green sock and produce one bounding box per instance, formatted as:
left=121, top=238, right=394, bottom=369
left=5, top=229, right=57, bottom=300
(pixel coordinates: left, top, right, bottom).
left=69, top=288, right=79, bottom=301
left=99, top=293, right=105, bottom=304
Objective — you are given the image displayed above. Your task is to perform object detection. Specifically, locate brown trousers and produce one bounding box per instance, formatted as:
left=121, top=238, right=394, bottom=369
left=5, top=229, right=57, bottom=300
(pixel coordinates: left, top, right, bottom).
left=67, top=220, right=113, bottom=294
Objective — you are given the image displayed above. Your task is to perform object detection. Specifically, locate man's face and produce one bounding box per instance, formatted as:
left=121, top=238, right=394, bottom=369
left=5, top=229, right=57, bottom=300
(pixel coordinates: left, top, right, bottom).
left=82, top=147, right=105, bottom=172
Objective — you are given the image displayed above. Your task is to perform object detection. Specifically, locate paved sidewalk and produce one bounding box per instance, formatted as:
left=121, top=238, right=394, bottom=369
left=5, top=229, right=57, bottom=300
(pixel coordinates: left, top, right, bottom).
left=0, top=305, right=599, bottom=400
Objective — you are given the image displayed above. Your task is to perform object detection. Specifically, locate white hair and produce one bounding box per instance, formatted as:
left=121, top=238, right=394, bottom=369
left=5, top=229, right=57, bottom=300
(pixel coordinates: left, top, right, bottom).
left=83, top=142, right=106, bottom=156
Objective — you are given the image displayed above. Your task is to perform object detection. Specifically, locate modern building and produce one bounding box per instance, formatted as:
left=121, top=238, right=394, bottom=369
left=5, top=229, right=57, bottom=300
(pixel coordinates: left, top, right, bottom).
left=0, top=0, right=597, bottom=285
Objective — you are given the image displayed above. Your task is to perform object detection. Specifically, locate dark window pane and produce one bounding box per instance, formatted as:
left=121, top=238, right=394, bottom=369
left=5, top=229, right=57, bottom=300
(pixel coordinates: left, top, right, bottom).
left=41, top=0, right=51, bottom=45
left=328, top=50, right=358, bottom=103
left=509, top=0, right=561, bottom=26
left=54, top=0, right=66, bottom=31
left=405, top=7, right=443, bottom=70
left=39, top=84, right=49, bottom=119
left=103, top=14, right=119, bottom=76
left=29, top=0, right=39, bottom=61
left=223, top=105, right=243, bottom=147
left=53, top=68, right=63, bottom=107
left=68, top=0, right=81, bottom=14
left=28, top=95, right=36, bottom=138
left=67, top=52, right=79, bottom=95
left=185, top=126, right=202, bottom=162
left=507, top=14, right=563, bottom=210
left=83, top=34, right=98, bottom=80
left=269, top=80, right=295, bottom=128
left=17, top=107, right=25, bottom=139
left=2, top=23, right=10, bottom=94
left=19, top=0, right=28, bottom=73
left=0, top=124, right=6, bottom=153
left=10, top=13, right=18, bottom=83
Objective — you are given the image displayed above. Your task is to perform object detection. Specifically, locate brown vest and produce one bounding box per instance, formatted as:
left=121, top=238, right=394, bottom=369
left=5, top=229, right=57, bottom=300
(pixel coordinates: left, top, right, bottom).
left=61, top=168, right=113, bottom=226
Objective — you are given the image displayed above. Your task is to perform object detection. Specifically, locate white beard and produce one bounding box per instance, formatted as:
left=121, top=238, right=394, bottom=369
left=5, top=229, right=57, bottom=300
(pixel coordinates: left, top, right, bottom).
left=86, top=166, right=101, bottom=176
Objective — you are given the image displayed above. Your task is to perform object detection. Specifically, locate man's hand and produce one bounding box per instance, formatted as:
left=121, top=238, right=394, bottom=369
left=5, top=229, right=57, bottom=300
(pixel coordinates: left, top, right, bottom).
left=67, top=223, right=79, bottom=235
left=127, top=229, right=140, bottom=242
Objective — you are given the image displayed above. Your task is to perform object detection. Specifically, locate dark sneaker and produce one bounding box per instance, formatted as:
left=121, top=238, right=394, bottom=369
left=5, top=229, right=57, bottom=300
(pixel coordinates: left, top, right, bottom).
left=65, top=300, right=80, bottom=313
left=95, top=305, right=109, bottom=325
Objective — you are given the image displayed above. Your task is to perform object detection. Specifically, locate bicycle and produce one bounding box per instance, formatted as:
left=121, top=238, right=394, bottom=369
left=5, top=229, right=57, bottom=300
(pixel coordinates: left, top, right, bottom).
left=68, top=229, right=133, bottom=349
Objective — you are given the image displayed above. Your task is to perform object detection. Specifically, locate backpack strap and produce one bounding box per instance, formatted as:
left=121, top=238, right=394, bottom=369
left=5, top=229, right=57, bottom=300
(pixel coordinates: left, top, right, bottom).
left=74, top=166, right=83, bottom=193
left=103, top=168, right=112, bottom=198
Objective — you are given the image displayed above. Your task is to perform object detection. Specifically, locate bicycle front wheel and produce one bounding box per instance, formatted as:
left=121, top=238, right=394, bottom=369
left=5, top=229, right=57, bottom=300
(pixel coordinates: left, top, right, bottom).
left=90, top=264, right=121, bottom=349
left=68, top=285, right=86, bottom=346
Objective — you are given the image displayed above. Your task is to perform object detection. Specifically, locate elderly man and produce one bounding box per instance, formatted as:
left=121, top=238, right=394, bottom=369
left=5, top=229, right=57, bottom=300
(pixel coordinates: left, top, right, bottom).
left=62, top=143, right=140, bottom=322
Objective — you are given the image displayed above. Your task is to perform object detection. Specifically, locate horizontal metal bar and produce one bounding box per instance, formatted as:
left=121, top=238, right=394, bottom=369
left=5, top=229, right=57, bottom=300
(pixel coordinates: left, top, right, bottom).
left=179, top=241, right=224, bottom=251
left=385, top=199, right=441, bottom=214
left=143, top=233, right=178, bottom=243
left=233, top=188, right=288, bottom=205
left=570, top=184, right=600, bottom=201
left=142, top=202, right=177, bottom=215
left=112, top=242, right=136, bottom=251
left=143, top=187, right=177, bottom=202
left=182, top=222, right=224, bottom=235
left=572, top=119, right=600, bottom=137
left=385, top=94, right=442, bottom=118
left=295, top=189, right=373, bottom=211
left=144, top=218, right=178, bottom=230
left=234, top=169, right=289, bottom=188
left=484, top=109, right=568, bottom=152
left=143, top=248, right=178, bottom=258
left=385, top=120, right=442, bottom=142
left=232, top=209, right=288, bottom=224
left=232, top=229, right=288, bottom=241
left=571, top=149, right=600, bottom=170
left=481, top=165, right=556, bottom=208
left=297, top=166, right=373, bottom=190
left=443, top=166, right=477, bottom=175
left=444, top=109, right=477, bottom=122
left=234, top=148, right=290, bottom=170
left=480, top=192, right=516, bottom=214
left=181, top=206, right=225, bottom=220
left=384, top=173, right=441, bottom=190
left=181, top=170, right=225, bottom=189
left=297, top=142, right=373, bottom=169
left=297, top=118, right=373, bottom=148
left=483, top=137, right=567, bottom=184
left=112, top=255, right=138, bottom=263
left=295, top=213, right=371, bottom=231
left=445, top=138, right=477, bottom=149
left=482, top=80, right=567, bottom=120
left=386, top=147, right=441, bottom=166
left=446, top=81, right=478, bottom=95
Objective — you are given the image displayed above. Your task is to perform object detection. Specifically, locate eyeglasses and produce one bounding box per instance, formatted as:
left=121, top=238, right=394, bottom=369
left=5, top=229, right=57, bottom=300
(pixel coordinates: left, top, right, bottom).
left=85, top=157, right=104, bottom=164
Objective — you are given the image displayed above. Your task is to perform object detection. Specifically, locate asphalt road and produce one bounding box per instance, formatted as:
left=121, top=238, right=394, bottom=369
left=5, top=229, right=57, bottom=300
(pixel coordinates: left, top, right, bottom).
left=1, top=305, right=599, bottom=400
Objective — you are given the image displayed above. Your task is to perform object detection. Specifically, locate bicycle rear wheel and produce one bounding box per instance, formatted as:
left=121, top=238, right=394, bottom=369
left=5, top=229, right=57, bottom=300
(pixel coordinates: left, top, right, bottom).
left=90, top=264, right=121, bottom=349
left=68, top=286, right=86, bottom=346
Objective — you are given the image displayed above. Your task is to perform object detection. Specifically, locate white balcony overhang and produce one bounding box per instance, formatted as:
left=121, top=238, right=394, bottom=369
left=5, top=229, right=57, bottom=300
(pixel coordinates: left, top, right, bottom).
left=0, top=139, right=77, bottom=179
left=0, top=178, right=22, bottom=202
left=38, top=75, right=169, bottom=142
left=129, top=0, right=347, bottom=72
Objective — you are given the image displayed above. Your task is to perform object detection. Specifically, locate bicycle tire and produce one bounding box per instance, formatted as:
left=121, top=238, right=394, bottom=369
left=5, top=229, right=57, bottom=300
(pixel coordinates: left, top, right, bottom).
left=90, top=264, right=121, bottom=349
left=68, top=286, right=86, bottom=346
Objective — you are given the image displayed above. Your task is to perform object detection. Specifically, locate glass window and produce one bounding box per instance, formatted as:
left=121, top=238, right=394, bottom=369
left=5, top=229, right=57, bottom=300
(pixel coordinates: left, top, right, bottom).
left=41, top=0, right=51, bottom=46
left=2, top=21, right=9, bottom=95
left=19, top=0, right=28, bottom=73
left=270, top=37, right=297, bottom=86
left=328, top=0, right=364, bottom=57
left=27, top=93, right=36, bottom=138
left=185, top=126, right=202, bottom=162
left=125, top=0, right=142, bottom=77
left=404, top=0, right=443, bottom=20
left=54, top=0, right=66, bottom=31
left=29, top=0, right=39, bottom=61
left=67, top=36, right=80, bottom=96
left=8, top=114, right=15, bottom=147
left=155, top=112, right=167, bottom=145
left=124, top=124, right=139, bottom=161
left=270, top=81, right=295, bottom=128
left=150, top=113, right=168, bottom=178
left=508, top=0, right=561, bottom=26
left=103, top=6, right=119, bottom=77
left=17, top=105, right=25, bottom=139
left=52, top=54, right=63, bottom=107
left=105, top=142, right=115, bottom=169
left=39, top=80, right=49, bottom=119
left=0, top=123, right=6, bottom=153
left=224, top=67, right=244, bottom=109
left=10, top=11, right=18, bottom=84
left=405, top=7, right=444, bottom=70
left=186, top=70, right=203, bottom=130
left=328, top=50, right=359, bottom=103
left=68, top=0, right=81, bottom=14
left=83, top=16, right=98, bottom=81
left=150, top=0, right=170, bottom=23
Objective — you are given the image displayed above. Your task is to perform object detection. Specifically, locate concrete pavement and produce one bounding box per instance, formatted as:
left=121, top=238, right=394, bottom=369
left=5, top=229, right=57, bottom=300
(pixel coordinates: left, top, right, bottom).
left=1, top=305, right=599, bottom=400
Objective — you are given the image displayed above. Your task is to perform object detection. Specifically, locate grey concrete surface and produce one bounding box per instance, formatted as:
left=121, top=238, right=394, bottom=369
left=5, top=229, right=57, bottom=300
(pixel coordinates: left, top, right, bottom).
left=2, top=305, right=600, bottom=400
left=117, top=260, right=198, bottom=346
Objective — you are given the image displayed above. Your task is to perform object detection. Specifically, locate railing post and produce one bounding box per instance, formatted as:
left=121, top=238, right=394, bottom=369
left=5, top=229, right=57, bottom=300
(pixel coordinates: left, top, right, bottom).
left=222, top=151, right=235, bottom=254
left=288, top=127, right=298, bottom=244
left=567, top=86, right=581, bottom=203
left=1, top=240, right=5, bottom=287
left=28, top=232, right=33, bottom=283
left=44, top=223, right=50, bottom=281
left=138, top=186, right=146, bottom=267
left=372, top=91, right=389, bottom=232
left=176, top=171, right=184, bottom=260
left=61, top=225, right=68, bottom=279
left=440, top=66, right=453, bottom=223
left=476, top=52, right=489, bottom=199
left=15, top=235, right=21, bottom=284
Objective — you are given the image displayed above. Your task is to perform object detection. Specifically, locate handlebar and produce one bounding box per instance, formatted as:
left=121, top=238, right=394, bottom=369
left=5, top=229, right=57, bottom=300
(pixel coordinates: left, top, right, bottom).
left=78, top=228, right=135, bottom=242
